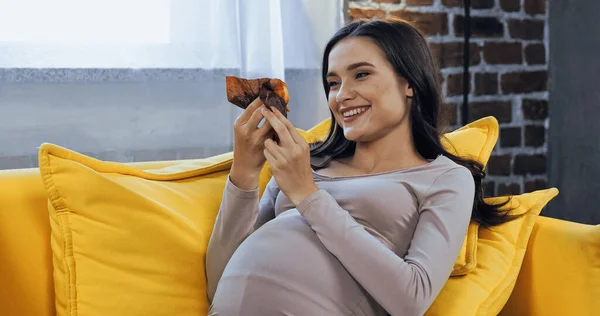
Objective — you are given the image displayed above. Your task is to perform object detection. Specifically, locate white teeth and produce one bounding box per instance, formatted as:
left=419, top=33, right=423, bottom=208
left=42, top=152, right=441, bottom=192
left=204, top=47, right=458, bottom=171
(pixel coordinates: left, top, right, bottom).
left=343, top=107, right=367, bottom=117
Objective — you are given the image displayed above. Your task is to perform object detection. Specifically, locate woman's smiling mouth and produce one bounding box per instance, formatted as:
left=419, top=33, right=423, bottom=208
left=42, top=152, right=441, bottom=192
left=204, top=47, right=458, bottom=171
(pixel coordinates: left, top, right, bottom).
left=342, top=106, right=370, bottom=123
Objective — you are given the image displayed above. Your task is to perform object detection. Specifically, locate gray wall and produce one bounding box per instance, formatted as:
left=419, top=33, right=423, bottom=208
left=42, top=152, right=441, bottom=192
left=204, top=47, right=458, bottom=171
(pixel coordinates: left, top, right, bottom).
left=547, top=1, right=600, bottom=225
left=0, top=69, right=329, bottom=170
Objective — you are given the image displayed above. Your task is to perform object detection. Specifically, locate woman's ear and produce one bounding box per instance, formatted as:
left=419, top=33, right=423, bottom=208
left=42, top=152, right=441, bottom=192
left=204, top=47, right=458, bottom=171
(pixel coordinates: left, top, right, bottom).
left=406, top=85, right=414, bottom=98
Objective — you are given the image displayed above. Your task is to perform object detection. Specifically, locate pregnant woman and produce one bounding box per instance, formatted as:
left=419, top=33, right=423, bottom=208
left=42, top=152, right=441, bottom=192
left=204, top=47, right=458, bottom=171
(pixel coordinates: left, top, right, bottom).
left=206, top=17, right=515, bottom=316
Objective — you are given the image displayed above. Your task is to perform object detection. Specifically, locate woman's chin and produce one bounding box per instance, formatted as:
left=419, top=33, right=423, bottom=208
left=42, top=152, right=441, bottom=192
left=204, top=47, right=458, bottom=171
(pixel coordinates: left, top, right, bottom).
left=342, top=128, right=364, bottom=142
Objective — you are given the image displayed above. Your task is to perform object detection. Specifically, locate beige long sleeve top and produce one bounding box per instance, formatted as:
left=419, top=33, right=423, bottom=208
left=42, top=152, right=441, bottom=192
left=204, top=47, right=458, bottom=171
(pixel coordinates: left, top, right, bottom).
left=206, top=155, right=475, bottom=316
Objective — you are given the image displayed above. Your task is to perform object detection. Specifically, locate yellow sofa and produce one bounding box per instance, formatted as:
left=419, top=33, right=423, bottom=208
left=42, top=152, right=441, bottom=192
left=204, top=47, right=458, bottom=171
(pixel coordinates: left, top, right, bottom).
left=2, top=163, right=599, bottom=316
left=2, top=113, right=600, bottom=316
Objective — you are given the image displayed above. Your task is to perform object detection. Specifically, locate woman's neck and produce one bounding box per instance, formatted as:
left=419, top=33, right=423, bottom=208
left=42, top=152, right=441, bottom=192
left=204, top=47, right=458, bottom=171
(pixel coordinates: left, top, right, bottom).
left=345, top=124, right=427, bottom=174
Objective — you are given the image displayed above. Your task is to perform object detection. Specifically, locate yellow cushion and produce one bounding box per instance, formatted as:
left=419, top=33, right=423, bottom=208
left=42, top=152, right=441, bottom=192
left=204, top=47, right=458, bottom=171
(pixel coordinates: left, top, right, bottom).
left=269, top=116, right=499, bottom=276
left=425, top=188, right=559, bottom=316
left=500, top=216, right=600, bottom=316
left=441, top=117, right=498, bottom=166
left=38, top=144, right=239, bottom=316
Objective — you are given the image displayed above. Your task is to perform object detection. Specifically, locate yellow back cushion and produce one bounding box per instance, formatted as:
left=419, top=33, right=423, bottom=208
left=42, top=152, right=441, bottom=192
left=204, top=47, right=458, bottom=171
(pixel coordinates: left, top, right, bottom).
left=39, top=145, right=236, bottom=316
left=425, top=189, right=558, bottom=315
left=39, top=116, right=499, bottom=315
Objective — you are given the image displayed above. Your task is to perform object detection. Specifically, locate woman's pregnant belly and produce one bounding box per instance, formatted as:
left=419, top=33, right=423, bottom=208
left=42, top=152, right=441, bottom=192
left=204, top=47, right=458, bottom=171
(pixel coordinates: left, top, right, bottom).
left=209, top=210, right=383, bottom=316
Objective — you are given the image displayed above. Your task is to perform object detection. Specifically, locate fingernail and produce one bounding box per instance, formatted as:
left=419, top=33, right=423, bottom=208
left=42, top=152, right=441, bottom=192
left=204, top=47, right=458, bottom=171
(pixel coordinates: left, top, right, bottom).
left=261, top=108, right=267, bottom=114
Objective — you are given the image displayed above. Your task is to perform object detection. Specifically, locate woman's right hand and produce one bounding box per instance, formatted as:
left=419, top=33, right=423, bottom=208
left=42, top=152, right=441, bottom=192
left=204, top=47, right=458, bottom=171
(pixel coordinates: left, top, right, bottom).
left=230, top=97, right=274, bottom=190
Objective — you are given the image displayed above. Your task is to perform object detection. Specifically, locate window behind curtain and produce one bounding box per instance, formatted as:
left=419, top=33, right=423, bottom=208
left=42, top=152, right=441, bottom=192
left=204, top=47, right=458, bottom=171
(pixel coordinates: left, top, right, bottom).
left=0, top=0, right=342, bottom=169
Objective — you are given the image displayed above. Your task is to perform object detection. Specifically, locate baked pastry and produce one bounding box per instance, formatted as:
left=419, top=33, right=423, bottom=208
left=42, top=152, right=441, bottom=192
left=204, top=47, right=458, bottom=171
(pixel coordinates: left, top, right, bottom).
left=226, top=76, right=291, bottom=117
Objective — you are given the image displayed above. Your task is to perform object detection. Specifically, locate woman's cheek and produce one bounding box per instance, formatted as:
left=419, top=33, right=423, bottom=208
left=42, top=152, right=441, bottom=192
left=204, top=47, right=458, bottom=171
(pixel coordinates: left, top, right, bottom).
left=328, top=95, right=339, bottom=115
left=328, top=92, right=337, bottom=106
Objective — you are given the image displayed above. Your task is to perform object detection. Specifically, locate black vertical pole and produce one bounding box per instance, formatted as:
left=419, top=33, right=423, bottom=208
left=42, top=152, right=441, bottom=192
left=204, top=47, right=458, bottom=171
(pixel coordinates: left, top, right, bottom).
left=462, top=0, right=471, bottom=125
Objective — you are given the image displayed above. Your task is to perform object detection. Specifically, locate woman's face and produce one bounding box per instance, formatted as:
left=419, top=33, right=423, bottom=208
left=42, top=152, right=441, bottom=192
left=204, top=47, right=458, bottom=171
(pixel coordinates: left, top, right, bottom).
left=326, top=36, right=413, bottom=143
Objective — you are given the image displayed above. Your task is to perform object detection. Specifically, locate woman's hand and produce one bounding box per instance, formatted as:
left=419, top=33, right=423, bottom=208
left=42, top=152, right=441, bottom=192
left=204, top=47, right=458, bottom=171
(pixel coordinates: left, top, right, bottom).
left=261, top=107, right=319, bottom=206
left=230, top=98, right=274, bottom=190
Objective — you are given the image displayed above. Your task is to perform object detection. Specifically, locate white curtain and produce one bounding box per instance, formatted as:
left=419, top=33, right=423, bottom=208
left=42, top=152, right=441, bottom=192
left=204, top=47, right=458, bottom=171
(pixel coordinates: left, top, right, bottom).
left=208, top=0, right=343, bottom=79
left=0, top=0, right=343, bottom=160
left=205, top=0, right=344, bottom=134
left=0, top=0, right=343, bottom=70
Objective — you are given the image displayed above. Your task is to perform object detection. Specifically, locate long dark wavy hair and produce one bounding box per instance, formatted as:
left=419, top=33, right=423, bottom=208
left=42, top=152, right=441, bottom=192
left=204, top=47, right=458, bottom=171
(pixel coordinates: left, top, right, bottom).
left=310, top=17, right=518, bottom=228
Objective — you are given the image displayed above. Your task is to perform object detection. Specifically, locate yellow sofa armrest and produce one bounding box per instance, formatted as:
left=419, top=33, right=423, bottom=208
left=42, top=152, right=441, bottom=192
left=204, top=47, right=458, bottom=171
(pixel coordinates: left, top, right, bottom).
left=0, top=168, right=55, bottom=316
left=500, top=216, right=600, bottom=316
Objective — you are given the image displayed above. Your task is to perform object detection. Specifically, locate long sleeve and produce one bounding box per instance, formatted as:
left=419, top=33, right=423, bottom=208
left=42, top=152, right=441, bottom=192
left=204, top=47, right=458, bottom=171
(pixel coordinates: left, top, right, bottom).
left=296, top=167, right=475, bottom=316
left=205, top=175, right=279, bottom=303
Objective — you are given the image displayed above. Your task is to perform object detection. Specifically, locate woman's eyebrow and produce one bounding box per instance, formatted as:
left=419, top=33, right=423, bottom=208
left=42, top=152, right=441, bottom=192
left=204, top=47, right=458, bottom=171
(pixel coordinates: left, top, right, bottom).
left=327, top=62, right=375, bottom=77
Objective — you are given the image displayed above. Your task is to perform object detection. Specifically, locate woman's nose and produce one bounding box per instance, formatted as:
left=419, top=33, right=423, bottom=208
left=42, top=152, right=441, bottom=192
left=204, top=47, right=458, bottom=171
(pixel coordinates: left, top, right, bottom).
left=335, top=83, right=356, bottom=104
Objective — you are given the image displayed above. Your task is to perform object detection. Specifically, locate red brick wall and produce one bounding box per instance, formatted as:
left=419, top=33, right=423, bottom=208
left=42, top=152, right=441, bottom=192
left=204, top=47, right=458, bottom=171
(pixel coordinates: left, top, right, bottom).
left=346, top=0, right=548, bottom=196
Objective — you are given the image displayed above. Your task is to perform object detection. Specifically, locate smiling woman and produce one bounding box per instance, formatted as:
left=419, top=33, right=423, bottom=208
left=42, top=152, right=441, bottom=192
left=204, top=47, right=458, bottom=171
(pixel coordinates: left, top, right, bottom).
left=205, top=17, right=521, bottom=316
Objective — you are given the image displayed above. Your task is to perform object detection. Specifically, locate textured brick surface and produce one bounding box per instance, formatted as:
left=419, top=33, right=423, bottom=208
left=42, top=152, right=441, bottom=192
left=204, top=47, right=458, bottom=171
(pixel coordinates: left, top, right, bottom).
left=442, top=0, right=494, bottom=9
left=430, top=42, right=481, bottom=68
left=498, top=183, right=522, bottom=195
left=475, top=73, right=499, bottom=96
left=406, top=0, right=433, bottom=5
left=446, top=73, right=470, bottom=96
left=501, top=71, right=548, bottom=94
left=469, top=101, right=512, bottom=123
left=349, top=8, right=386, bottom=20
left=500, top=0, right=520, bottom=12
left=525, top=0, right=546, bottom=15
left=455, top=16, right=504, bottom=38
left=484, top=181, right=496, bottom=197
left=389, top=10, right=448, bottom=36
left=525, top=179, right=547, bottom=192
left=522, top=99, right=548, bottom=120
left=500, top=127, right=522, bottom=147
left=514, top=154, right=547, bottom=175
left=508, top=19, right=545, bottom=40
left=525, top=125, right=545, bottom=147
left=488, top=155, right=512, bottom=176
left=484, top=42, right=523, bottom=65
left=525, top=44, right=546, bottom=65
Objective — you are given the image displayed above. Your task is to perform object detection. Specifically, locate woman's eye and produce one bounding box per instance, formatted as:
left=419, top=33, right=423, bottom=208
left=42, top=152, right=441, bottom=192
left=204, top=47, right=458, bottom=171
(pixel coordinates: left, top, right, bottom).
left=328, top=81, right=340, bottom=88
left=356, top=72, right=370, bottom=79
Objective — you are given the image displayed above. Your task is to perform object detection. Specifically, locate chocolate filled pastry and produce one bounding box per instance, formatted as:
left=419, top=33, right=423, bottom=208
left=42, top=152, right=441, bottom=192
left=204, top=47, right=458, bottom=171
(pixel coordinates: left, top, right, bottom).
left=226, top=76, right=291, bottom=118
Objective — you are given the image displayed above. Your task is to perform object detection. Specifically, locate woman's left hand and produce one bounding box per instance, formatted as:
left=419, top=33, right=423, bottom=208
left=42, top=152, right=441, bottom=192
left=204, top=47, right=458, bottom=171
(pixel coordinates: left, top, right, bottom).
left=261, top=107, right=319, bottom=206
